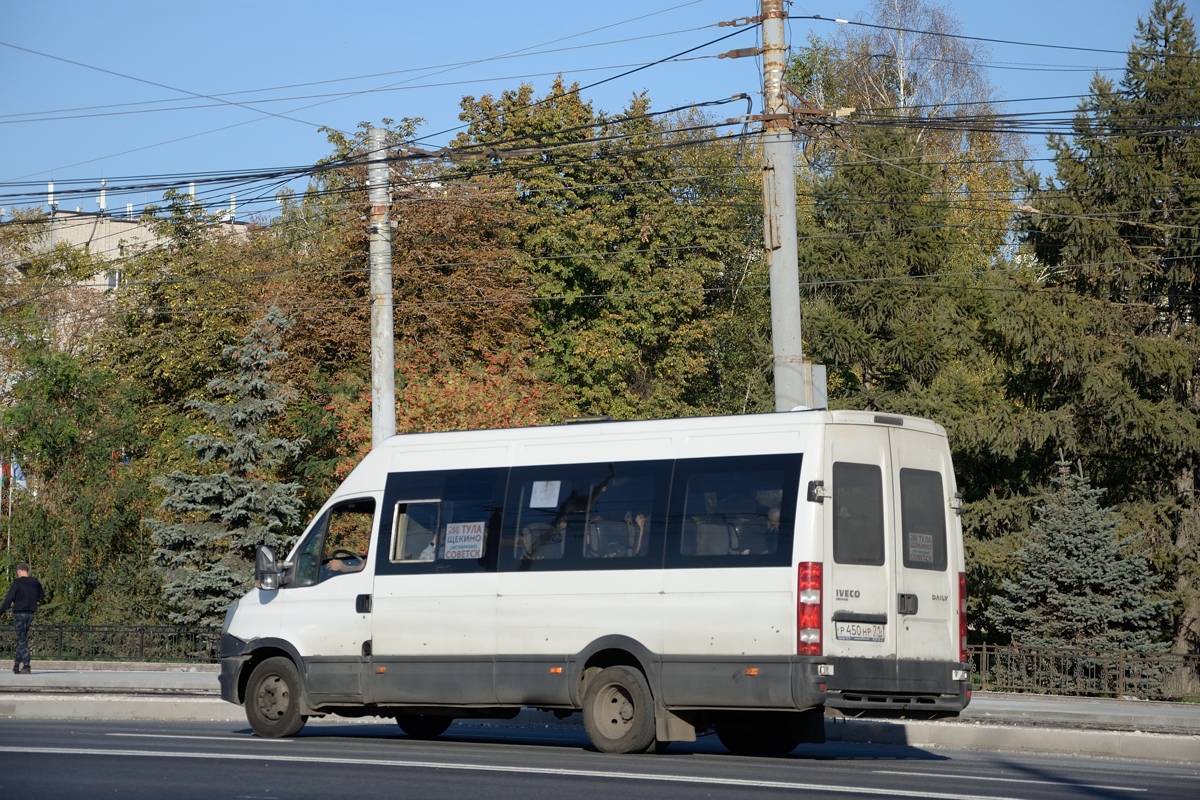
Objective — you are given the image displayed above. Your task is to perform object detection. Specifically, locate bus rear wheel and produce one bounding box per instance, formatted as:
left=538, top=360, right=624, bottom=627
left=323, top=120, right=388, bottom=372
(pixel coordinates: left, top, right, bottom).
left=395, top=712, right=453, bottom=739
left=715, top=712, right=808, bottom=757
left=582, top=665, right=656, bottom=754
left=246, top=657, right=307, bottom=738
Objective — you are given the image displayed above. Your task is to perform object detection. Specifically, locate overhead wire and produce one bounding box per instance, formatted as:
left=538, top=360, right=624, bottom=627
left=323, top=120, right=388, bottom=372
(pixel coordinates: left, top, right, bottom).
left=408, top=23, right=756, bottom=146
left=0, top=21, right=727, bottom=124
left=1, top=1, right=726, bottom=183
left=3, top=10, right=1198, bottom=327
left=0, top=56, right=729, bottom=127
left=802, top=12, right=1170, bottom=58
left=0, top=40, right=326, bottom=132
left=0, top=95, right=751, bottom=208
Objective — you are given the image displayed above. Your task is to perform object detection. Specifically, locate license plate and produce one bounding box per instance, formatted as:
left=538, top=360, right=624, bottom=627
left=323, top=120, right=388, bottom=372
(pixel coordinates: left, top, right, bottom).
left=834, top=622, right=885, bottom=642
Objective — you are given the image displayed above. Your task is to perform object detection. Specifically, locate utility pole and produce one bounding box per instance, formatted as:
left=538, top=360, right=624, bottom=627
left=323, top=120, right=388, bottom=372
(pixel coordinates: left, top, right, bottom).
left=760, top=0, right=826, bottom=411
left=368, top=127, right=397, bottom=446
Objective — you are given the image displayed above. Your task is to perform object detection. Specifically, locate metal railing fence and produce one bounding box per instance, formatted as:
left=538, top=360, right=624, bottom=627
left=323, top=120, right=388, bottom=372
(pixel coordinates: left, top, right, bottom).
left=1, top=627, right=1198, bottom=700
left=0, top=624, right=220, bottom=664
left=969, top=643, right=1200, bottom=700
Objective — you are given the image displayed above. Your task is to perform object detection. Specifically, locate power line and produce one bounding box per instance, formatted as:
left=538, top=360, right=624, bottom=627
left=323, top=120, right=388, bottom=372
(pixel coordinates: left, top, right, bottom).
left=410, top=24, right=756, bottom=146
left=0, top=23, right=725, bottom=124
left=1, top=1, right=723, bottom=184
left=803, top=13, right=1145, bottom=57
left=0, top=40, right=326, bottom=132
left=0, top=95, right=752, bottom=207
left=0, top=56, right=727, bottom=127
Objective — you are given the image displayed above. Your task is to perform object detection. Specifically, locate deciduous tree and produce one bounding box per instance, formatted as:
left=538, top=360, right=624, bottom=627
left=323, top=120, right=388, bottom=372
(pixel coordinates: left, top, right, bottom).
left=453, top=80, right=767, bottom=418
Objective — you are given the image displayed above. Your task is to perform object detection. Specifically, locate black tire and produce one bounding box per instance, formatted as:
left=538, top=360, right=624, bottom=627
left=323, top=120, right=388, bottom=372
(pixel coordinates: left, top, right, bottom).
left=582, top=665, right=656, bottom=754
left=395, top=712, right=453, bottom=739
left=246, top=657, right=307, bottom=738
left=715, top=712, right=804, bottom=757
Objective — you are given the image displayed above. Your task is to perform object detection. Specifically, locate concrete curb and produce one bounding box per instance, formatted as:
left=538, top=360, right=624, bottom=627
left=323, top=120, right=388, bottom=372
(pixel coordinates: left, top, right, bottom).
left=0, top=694, right=243, bottom=723
left=28, top=661, right=219, bottom=673
left=828, top=717, right=1200, bottom=763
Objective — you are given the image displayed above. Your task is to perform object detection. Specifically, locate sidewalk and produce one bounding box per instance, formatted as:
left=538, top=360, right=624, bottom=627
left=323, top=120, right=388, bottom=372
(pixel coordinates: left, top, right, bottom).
left=1, top=662, right=1197, bottom=762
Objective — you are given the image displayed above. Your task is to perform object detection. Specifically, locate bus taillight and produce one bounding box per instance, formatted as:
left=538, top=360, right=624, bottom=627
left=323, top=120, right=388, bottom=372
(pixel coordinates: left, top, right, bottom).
left=958, top=571, right=968, bottom=664
left=797, top=561, right=823, bottom=656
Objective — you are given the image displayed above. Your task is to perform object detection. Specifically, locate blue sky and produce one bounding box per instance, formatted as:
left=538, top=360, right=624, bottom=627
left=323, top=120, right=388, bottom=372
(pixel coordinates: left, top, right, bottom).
left=0, top=0, right=1153, bottom=220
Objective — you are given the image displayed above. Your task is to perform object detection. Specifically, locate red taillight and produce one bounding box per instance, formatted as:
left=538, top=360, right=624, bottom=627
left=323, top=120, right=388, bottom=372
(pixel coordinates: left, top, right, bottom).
left=958, top=571, right=968, bottom=664
left=797, top=561, right=823, bottom=656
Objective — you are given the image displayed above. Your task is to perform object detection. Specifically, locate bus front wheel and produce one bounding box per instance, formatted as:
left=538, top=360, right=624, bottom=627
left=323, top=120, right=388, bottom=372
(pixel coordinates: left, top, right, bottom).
left=246, top=657, right=307, bottom=738
left=582, top=665, right=656, bottom=754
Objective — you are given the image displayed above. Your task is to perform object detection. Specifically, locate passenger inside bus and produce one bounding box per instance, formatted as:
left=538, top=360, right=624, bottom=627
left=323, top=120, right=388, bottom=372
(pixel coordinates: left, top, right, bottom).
left=418, top=532, right=438, bottom=561
left=625, top=510, right=651, bottom=556
left=683, top=474, right=784, bottom=557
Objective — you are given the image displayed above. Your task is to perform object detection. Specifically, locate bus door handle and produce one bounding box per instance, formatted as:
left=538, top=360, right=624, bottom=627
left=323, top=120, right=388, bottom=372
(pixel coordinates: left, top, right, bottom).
left=897, top=594, right=918, bottom=615
left=356, top=594, right=372, bottom=614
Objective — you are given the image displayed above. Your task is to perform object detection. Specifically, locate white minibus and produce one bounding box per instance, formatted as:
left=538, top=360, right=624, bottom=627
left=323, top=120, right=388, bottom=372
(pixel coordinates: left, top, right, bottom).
left=219, top=410, right=970, bottom=755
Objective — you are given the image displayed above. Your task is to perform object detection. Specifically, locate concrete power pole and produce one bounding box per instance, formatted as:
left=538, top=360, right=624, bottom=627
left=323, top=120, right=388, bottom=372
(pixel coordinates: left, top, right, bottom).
left=760, top=0, right=826, bottom=411
left=368, top=127, right=397, bottom=446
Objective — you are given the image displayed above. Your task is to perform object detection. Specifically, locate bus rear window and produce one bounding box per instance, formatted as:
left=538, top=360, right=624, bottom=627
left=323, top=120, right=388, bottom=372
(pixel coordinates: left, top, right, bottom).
left=832, top=462, right=885, bottom=566
left=900, top=468, right=948, bottom=571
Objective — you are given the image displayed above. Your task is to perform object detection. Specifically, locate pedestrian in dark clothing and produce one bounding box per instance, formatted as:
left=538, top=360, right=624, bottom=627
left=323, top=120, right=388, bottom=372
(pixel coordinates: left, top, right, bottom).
left=0, top=563, right=45, bottom=674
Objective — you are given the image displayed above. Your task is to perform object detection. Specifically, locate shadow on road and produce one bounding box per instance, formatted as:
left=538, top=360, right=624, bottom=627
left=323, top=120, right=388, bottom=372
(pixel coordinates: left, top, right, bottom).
left=235, top=719, right=948, bottom=762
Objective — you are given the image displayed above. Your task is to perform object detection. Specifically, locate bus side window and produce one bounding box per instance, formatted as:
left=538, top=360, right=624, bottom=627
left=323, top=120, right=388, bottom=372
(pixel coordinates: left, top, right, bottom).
left=513, top=480, right=570, bottom=562
left=391, top=502, right=442, bottom=562
left=667, top=453, right=800, bottom=568
left=505, top=461, right=669, bottom=571
left=681, top=471, right=784, bottom=556
left=291, top=517, right=326, bottom=587
left=378, top=467, right=505, bottom=575
left=832, top=462, right=885, bottom=566
left=584, top=472, right=658, bottom=559
left=319, top=499, right=375, bottom=580
left=291, top=498, right=377, bottom=586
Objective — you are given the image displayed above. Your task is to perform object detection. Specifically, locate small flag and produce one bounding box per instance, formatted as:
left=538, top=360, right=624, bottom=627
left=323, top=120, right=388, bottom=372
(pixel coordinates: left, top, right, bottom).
left=12, top=462, right=27, bottom=491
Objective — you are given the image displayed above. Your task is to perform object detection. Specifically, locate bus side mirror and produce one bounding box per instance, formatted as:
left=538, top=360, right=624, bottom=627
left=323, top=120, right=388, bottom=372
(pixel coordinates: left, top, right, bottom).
left=256, top=545, right=279, bottom=591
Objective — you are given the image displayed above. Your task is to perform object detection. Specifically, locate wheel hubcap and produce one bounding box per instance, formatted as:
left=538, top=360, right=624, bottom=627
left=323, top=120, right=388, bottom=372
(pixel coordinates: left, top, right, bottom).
left=257, top=675, right=288, bottom=720
left=595, top=684, right=635, bottom=738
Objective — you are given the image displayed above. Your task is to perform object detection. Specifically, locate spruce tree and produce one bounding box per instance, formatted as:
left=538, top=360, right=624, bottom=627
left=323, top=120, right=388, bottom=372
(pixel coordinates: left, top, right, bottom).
left=148, top=307, right=306, bottom=625
left=1019, top=0, right=1200, bottom=654
left=987, top=462, right=1171, bottom=653
left=797, top=127, right=995, bottom=410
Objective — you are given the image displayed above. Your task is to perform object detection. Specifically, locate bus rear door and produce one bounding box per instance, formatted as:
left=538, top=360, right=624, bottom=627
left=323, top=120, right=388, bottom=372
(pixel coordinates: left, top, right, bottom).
left=822, top=423, right=896, bottom=662
left=888, top=427, right=959, bottom=665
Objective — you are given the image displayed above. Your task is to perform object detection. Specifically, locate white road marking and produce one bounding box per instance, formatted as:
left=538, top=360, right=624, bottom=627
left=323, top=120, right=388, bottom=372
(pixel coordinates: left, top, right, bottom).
left=873, top=769, right=1147, bottom=792
left=0, top=746, right=1019, bottom=799
left=106, top=733, right=292, bottom=743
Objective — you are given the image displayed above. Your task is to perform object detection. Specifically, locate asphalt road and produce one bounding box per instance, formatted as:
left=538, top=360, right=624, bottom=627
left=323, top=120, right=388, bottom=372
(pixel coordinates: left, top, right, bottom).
left=3, top=665, right=1199, bottom=764
left=1, top=718, right=1197, bottom=800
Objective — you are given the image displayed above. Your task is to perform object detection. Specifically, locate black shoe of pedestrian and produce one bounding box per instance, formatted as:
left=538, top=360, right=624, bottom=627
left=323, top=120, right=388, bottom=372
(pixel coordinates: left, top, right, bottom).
left=19, top=665, right=31, bottom=675
left=11, top=665, right=17, bottom=674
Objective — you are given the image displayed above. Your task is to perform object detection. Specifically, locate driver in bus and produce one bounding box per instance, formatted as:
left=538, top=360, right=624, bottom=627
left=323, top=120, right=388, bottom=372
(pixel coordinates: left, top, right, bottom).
left=320, top=554, right=364, bottom=579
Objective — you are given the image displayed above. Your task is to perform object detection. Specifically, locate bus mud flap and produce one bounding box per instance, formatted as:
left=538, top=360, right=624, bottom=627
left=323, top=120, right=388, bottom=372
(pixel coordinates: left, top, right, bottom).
left=655, top=702, right=696, bottom=742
